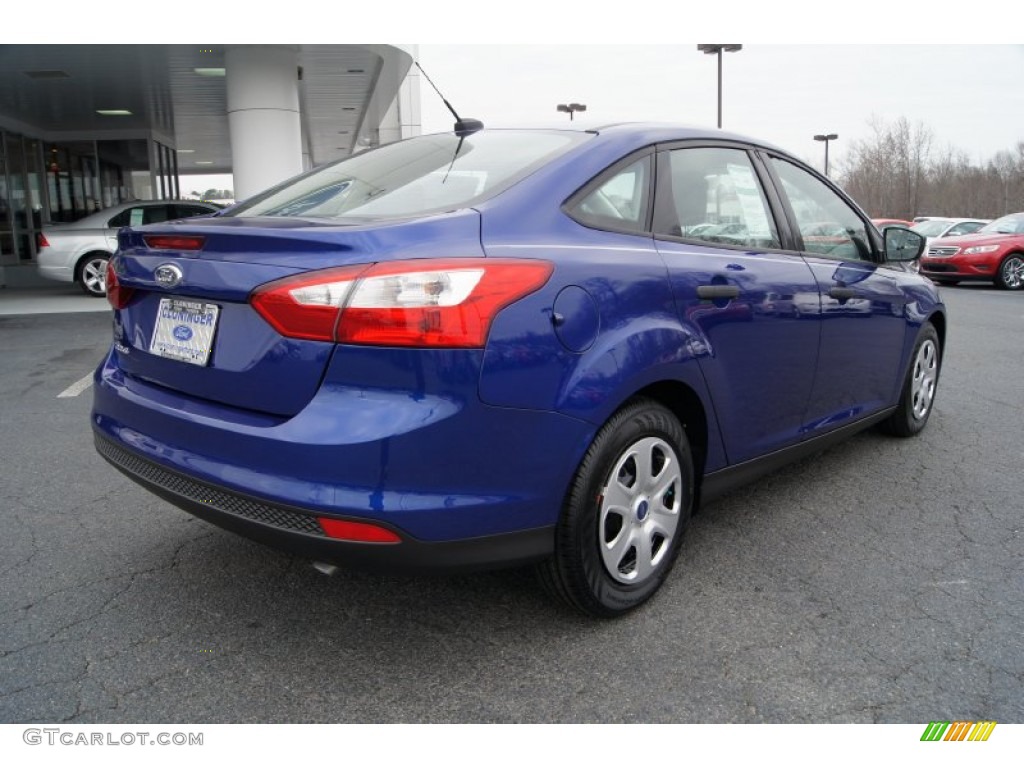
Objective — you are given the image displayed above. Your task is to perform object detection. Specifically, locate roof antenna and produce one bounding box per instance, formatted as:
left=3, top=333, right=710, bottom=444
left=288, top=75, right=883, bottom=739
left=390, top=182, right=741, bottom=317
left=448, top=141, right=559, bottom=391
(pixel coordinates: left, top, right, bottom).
left=415, top=61, right=483, bottom=137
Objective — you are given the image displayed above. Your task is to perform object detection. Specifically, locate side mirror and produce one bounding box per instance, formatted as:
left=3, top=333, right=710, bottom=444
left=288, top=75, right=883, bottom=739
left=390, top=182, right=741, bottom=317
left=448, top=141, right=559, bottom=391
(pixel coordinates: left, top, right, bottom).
left=883, top=226, right=925, bottom=262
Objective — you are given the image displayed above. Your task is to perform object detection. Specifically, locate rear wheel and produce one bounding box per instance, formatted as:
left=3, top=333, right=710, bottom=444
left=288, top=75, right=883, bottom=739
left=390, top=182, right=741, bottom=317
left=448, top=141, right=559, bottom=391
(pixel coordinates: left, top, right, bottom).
left=537, top=398, right=694, bottom=618
left=995, top=253, right=1023, bottom=290
left=879, top=323, right=940, bottom=437
left=76, top=253, right=110, bottom=297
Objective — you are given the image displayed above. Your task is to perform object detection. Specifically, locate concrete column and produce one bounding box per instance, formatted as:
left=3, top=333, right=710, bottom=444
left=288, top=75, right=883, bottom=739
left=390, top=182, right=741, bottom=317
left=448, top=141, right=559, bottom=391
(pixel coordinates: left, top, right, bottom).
left=225, top=46, right=303, bottom=200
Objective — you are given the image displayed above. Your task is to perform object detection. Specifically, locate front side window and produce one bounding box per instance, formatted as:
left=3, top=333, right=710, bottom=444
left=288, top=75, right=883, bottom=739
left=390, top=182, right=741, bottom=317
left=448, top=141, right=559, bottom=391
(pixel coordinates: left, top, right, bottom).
left=568, top=156, right=651, bottom=233
left=654, top=147, right=780, bottom=249
left=770, top=157, right=873, bottom=261
left=226, top=131, right=590, bottom=222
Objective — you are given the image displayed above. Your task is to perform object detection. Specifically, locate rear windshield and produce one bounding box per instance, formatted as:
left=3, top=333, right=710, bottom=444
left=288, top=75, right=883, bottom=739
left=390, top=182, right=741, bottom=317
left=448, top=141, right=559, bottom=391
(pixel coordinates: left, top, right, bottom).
left=911, top=219, right=952, bottom=236
left=226, top=130, right=590, bottom=222
left=979, top=213, right=1024, bottom=235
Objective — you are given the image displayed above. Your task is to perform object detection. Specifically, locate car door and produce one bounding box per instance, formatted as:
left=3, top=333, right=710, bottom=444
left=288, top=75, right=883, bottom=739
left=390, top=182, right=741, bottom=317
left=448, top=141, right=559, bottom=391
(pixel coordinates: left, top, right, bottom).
left=762, top=154, right=908, bottom=434
left=652, top=143, right=822, bottom=464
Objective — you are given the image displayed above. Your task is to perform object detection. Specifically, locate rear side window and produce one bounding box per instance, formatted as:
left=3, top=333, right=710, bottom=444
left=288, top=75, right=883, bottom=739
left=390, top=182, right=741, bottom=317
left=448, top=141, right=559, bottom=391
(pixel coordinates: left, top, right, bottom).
left=654, top=147, right=780, bottom=250
left=567, top=156, right=651, bottom=233
left=172, top=204, right=215, bottom=219
left=227, top=131, right=591, bottom=222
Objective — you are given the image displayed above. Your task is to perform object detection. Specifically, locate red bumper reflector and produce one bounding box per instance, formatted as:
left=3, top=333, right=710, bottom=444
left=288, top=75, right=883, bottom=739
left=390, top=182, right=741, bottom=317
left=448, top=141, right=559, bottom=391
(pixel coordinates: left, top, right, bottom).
left=318, top=517, right=402, bottom=543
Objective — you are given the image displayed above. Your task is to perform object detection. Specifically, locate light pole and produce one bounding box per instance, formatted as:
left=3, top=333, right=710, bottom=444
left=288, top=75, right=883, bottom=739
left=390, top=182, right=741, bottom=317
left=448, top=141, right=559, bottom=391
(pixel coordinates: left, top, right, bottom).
left=557, top=103, right=587, bottom=121
left=697, top=44, right=742, bottom=128
left=814, top=133, right=839, bottom=177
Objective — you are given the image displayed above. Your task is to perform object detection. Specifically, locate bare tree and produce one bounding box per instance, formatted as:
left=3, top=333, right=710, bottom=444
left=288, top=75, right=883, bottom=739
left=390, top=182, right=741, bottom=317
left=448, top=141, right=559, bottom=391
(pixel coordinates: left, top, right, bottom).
left=837, top=117, right=1021, bottom=219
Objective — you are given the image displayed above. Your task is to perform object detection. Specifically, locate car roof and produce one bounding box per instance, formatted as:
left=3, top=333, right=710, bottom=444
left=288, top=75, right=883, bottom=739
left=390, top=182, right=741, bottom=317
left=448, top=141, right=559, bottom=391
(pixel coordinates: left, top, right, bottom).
left=424, top=122, right=791, bottom=155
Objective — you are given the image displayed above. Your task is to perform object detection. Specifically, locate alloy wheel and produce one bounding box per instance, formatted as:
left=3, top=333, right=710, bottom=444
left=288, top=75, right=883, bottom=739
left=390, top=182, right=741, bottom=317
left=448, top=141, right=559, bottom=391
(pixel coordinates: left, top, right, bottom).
left=81, top=257, right=109, bottom=296
left=1001, top=256, right=1023, bottom=290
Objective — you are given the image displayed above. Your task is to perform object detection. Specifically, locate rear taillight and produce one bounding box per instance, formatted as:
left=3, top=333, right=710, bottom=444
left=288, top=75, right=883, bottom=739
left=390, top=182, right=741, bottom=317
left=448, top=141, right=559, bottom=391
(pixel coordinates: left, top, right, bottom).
left=37, top=232, right=49, bottom=249
left=251, top=259, right=553, bottom=347
left=143, top=235, right=206, bottom=251
left=106, top=261, right=135, bottom=310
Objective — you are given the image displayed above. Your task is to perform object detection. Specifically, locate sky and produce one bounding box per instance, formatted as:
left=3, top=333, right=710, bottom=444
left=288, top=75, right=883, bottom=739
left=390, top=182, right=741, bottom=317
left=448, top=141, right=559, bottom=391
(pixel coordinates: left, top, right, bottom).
left=35, top=2, right=1017, bottom=192
left=412, top=44, right=1024, bottom=173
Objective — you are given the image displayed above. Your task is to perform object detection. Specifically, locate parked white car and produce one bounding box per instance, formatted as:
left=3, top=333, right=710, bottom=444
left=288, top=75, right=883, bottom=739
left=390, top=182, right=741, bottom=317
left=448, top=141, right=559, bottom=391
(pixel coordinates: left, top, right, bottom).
left=911, top=217, right=990, bottom=247
left=37, top=200, right=220, bottom=296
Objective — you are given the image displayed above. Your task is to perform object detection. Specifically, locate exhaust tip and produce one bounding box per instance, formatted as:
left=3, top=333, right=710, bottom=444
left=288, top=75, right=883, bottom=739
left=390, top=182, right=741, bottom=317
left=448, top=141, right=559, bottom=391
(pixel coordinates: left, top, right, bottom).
left=311, top=561, right=338, bottom=577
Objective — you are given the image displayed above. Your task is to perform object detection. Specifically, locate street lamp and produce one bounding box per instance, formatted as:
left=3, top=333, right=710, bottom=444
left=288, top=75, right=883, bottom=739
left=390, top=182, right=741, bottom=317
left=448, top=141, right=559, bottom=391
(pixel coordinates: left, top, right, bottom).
left=557, top=103, right=587, bottom=121
left=697, top=44, right=742, bottom=128
left=813, top=133, right=839, bottom=177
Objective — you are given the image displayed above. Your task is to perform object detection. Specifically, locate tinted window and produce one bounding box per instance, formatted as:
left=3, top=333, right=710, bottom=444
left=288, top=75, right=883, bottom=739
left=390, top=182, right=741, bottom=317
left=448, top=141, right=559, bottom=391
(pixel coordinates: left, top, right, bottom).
left=142, top=205, right=174, bottom=225
left=771, top=158, right=872, bottom=261
left=654, top=147, right=780, bottom=249
left=227, top=131, right=590, bottom=222
left=107, top=208, right=134, bottom=228
left=569, top=156, right=651, bottom=233
left=173, top=204, right=215, bottom=219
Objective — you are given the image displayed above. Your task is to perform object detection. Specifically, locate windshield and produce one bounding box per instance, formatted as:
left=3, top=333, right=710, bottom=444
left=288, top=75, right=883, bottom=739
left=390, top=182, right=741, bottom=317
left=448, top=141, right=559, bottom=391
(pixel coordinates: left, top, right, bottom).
left=911, top=219, right=952, bottom=236
left=979, top=214, right=1024, bottom=235
left=226, top=130, right=590, bottom=221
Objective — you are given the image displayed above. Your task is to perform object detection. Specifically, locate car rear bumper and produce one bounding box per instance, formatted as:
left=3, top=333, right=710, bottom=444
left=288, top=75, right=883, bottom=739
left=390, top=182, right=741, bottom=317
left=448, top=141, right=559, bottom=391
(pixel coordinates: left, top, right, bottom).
left=92, top=346, right=594, bottom=557
left=94, top=431, right=554, bottom=573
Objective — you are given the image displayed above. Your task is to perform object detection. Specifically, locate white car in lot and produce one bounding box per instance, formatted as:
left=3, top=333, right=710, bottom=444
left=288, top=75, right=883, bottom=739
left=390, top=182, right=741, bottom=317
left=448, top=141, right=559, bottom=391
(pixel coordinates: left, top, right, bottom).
left=911, top=217, right=990, bottom=247
left=37, top=200, right=220, bottom=296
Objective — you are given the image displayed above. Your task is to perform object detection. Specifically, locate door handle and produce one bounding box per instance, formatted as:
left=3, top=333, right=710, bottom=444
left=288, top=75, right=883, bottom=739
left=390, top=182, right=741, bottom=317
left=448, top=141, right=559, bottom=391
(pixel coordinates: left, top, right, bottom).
left=697, top=285, right=740, bottom=300
left=829, top=286, right=858, bottom=300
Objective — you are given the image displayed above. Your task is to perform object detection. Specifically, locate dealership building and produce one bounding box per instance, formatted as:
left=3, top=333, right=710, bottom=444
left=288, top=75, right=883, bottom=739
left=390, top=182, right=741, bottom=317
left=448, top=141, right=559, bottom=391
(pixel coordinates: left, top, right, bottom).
left=0, top=44, right=420, bottom=285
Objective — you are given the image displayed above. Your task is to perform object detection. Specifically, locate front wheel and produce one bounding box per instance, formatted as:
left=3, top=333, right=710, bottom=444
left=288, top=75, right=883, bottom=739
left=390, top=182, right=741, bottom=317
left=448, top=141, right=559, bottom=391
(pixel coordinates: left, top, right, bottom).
left=995, top=253, right=1024, bottom=290
left=879, top=323, right=941, bottom=437
left=536, top=399, right=694, bottom=618
left=76, top=253, right=110, bottom=297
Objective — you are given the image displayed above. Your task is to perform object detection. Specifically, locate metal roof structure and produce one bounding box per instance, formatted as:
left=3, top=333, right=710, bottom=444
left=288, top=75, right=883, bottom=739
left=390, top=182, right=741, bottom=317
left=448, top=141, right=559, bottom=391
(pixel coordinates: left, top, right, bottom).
left=0, top=44, right=414, bottom=174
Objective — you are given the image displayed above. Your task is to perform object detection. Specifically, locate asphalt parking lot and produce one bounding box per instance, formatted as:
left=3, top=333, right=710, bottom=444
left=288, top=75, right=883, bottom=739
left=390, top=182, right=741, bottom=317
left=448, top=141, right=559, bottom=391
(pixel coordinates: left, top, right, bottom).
left=1, top=285, right=1021, bottom=724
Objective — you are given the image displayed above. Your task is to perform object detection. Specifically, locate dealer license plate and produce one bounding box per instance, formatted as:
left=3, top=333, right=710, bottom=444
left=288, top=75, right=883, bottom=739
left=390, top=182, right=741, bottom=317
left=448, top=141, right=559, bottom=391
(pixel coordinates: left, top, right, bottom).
left=149, top=298, right=220, bottom=366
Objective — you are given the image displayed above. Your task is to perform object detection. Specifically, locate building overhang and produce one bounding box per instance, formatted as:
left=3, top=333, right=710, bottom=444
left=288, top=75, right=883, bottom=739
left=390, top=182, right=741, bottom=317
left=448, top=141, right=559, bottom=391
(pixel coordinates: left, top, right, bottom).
left=0, top=44, right=414, bottom=174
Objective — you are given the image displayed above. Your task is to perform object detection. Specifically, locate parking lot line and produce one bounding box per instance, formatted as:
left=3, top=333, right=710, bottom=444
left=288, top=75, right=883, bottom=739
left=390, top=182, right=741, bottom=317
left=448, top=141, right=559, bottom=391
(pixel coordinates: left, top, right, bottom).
left=57, top=372, right=94, bottom=398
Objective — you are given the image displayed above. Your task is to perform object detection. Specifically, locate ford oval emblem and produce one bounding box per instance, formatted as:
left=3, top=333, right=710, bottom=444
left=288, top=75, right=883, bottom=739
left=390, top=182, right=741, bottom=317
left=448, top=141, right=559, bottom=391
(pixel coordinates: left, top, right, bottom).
left=173, top=325, right=193, bottom=341
left=155, top=263, right=183, bottom=288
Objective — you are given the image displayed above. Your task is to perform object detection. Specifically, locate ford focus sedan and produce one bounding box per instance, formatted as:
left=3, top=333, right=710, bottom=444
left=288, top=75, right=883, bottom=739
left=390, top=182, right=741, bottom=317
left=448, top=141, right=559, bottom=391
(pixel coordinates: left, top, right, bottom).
left=93, top=124, right=943, bottom=617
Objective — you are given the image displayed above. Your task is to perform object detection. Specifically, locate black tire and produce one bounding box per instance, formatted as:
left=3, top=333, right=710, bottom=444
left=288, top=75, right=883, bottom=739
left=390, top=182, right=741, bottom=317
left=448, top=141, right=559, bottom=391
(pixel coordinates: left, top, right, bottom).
left=76, top=253, right=110, bottom=297
left=994, top=253, right=1024, bottom=291
left=879, top=323, right=941, bottom=437
left=935, top=279, right=959, bottom=286
left=536, top=398, right=694, bottom=618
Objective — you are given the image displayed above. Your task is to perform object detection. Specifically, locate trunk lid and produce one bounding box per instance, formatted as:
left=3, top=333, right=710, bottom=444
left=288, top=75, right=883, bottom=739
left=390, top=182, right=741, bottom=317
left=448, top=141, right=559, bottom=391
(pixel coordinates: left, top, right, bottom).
left=111, top=211, right=483, bottom=416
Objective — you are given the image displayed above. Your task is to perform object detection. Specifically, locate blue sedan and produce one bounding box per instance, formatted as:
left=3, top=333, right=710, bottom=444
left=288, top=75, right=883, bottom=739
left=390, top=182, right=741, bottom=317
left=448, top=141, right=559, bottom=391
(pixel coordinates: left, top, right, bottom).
left=93, top=123, right=943, bottom=617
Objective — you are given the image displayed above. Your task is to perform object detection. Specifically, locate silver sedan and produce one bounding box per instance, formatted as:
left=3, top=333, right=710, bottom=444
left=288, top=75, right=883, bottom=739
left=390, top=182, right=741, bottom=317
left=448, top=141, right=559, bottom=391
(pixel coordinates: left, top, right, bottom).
left=37, top=200, right=220, bottom=296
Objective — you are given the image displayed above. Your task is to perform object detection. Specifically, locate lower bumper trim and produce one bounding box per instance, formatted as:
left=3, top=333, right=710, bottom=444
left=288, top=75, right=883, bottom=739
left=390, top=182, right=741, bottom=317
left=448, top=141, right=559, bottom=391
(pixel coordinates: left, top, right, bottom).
left=94, top=431, right=554, bottom=573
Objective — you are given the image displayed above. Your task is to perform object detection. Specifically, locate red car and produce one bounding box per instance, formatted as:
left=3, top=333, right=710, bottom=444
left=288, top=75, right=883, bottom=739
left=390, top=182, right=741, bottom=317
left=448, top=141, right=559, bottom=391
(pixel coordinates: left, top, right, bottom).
left=919, top=212, right=1024, bottom=290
